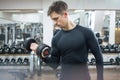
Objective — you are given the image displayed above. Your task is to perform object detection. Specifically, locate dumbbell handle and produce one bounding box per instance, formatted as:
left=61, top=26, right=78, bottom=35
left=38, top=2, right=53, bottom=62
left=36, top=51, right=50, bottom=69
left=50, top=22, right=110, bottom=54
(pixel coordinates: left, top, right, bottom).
left=41, top=47, right=50, bottom=58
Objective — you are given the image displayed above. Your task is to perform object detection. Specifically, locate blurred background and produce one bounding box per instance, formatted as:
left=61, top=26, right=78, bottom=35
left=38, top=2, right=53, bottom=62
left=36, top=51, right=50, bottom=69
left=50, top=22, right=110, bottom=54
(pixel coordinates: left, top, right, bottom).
left=0, top=0, right=120, bottom=80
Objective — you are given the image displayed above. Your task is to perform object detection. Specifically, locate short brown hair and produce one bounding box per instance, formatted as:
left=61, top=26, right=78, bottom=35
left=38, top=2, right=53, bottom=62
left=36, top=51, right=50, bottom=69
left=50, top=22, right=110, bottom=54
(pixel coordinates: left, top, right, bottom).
left=47, top=1, right=68, bottom=16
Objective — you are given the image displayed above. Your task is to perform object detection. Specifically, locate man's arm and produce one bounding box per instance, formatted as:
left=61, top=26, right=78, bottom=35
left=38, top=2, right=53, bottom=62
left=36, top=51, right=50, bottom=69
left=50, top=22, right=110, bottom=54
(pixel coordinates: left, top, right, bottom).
left=85, top=29, right=104, bottom=80
left=36, top=38, right=61, bottom=69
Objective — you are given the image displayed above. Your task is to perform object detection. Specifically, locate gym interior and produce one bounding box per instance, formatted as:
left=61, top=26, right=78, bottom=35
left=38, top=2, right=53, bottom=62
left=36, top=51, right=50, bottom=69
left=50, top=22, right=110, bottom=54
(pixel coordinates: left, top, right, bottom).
left=0, top=0, right=120, bottom=80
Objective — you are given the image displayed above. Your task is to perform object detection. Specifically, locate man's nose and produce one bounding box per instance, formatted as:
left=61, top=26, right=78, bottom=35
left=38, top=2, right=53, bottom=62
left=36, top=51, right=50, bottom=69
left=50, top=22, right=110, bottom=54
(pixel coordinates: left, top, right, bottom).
left=54, top=21, right=58, bottom=26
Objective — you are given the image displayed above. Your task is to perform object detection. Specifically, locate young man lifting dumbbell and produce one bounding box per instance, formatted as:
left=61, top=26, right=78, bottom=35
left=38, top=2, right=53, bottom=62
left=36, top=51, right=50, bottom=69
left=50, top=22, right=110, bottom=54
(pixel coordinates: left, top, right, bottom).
left=30, top=1, right=104, bottom=80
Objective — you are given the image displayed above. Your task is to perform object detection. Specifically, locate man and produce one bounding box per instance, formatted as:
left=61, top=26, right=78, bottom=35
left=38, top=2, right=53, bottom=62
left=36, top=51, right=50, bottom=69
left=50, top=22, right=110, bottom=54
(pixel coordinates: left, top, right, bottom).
left=30, top=1, right=103, bottom=80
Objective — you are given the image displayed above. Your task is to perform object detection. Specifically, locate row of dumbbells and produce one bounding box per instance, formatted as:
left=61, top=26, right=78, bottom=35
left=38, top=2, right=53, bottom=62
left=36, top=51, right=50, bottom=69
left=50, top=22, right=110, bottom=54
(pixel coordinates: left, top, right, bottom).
left=95, top=33, right=120, bottom=53
left=0, top=47, right=29, bottom=54
left=100, top=44, right=120, bottom=53
left=96, top=32, right=109, bottom=44
left=88, top=57, right=120, bottom=65
left=0, top=57, right=29, bottom=65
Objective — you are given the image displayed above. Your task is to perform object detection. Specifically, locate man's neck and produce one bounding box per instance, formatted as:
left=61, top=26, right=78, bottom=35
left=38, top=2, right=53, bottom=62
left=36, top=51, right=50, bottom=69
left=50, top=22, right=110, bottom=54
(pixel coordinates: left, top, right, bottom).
left=63, top=21, right=76, bottom=30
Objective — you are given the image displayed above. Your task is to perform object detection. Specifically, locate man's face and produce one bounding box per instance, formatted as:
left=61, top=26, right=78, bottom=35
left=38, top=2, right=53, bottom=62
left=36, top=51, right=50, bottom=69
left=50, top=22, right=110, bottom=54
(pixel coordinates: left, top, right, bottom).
left=50, top=11, right=68, bottom=28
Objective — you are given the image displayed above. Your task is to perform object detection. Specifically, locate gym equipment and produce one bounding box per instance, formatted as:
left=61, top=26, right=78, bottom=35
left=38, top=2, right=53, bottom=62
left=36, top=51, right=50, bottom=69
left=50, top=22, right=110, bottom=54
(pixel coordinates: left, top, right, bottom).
left=17, top=48, right=24, bottom=54
left=96, top=33, right=100, bottom=38
left=98, top=38, right=103, bottom=44
left=17, top=57, right=23, bottom=64
left=23, top=38, right=37, bottom=52
left=115, top=57, right=120, bottom=65
left=11, top=58, right=16, bottom=64
left=23, top=58, right=29, bottom=64
left=4, top=58, right=10, bottom=64
left=23, top=38, right=50, bottom=58
left=104, top=44, right=112, bottom=53
left=0, top=58, right=3, bottom=63
left=0, top=48, right=3, bottom=54
left=109, top=44, right=117, bottom=53
left=3, top=47, right=11, bottom=54
left=90, top=58, right=96, bottom=65
left=99, top=45, right=105, bottom=53
left=103, top=36, right=109, bottom=42
left=10, top=47, right=17, bottom=54
left=0, top=34, right=5, bottom=41
left=0, top=23, right=43, bottom=80
left=36, top=44, right=51, bottom=58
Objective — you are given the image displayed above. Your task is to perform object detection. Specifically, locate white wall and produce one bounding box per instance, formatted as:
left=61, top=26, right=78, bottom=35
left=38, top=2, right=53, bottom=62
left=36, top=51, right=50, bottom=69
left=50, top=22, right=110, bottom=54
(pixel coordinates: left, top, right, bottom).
left=12, top=13, right=43, bottom=23
left=0, top=0, right=120, bottom=10
left=0, top=0, right=42, bottom=9
left=66, top=0, right=120, bottom=10
left=0, top=11, right=15, bottom=24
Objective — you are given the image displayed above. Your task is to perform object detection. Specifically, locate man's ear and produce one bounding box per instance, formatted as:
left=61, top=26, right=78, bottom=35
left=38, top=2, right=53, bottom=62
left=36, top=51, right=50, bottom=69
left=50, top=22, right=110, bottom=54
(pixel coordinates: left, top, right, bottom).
left=63, top=11, right=68, bottom=18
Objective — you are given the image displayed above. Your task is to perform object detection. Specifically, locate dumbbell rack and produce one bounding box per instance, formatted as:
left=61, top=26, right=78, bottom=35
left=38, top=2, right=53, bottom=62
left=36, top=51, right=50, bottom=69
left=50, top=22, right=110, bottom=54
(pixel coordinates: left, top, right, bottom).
left=88, top=53, right=120, bottom=65
left=0, top=52, right=41, bottom=80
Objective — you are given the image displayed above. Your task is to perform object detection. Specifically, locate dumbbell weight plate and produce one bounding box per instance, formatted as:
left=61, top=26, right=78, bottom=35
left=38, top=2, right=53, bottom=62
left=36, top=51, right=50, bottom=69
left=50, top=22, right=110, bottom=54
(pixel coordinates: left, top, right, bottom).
left=36, top=44, right=51, bottom=58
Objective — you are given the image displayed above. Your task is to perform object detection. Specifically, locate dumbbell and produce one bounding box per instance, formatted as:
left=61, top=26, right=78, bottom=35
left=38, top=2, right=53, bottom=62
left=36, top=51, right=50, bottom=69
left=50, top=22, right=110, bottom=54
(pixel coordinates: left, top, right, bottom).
left=99, top=45, right=105, bottom=53
left=109, top=44, right=116, bottom=53
left=4, top=58, right=10, bottom=64
left=36, top=44, right=51, bottom=58
left=115, top=57, right=120, bottom=65
left=10, top=47, right=17, bottom=54
left=103, top=44, right=111, bottom=53
left=23, top=58, right=29, bottom=64
left=17, top=47, right=24, bottom=54
left=96, top=33, right=100, bottom=38
left=109, top=58, right=115, bottom=64
left=0, top=58, right=3, bottom=63
left=17, top=57, right=23, bottom=64
left=90, top=58, right=96, bottom=65
left=3, top=47, right=11, bottom=54
left=23, top=38, right=50, bottom=58
left=11, top=58, right=16, bottom=64
left=0, top=48, right=2, bottom=54
left=98, top=38, right=103, bottom=44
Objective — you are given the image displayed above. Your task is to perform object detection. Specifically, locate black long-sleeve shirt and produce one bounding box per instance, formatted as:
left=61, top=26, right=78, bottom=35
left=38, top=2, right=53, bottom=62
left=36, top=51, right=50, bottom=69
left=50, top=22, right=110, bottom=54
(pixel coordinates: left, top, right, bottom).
left=38, top=25, right=103, bottom=80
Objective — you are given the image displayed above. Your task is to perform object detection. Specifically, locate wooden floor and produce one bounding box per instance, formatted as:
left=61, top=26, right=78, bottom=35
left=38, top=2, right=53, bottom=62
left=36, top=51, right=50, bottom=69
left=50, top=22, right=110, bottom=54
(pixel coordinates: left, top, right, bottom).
left=0, top=65, right=120, bottom=80
left=26, top=66, right=120, bottom=80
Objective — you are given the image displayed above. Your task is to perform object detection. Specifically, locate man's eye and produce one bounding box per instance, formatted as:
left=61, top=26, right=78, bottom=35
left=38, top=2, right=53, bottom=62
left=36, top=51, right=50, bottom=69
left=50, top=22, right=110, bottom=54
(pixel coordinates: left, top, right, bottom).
left=53, top=18, right=58, bottom=21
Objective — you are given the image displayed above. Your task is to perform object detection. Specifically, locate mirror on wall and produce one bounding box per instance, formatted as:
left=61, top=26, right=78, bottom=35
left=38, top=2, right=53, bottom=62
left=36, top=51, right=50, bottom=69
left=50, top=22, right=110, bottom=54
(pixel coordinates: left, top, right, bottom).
left=0, top=10, right=43, bottom=47
left=0, top=10, right=120, bottom=46
left=69, top=10, right=120, bottom=45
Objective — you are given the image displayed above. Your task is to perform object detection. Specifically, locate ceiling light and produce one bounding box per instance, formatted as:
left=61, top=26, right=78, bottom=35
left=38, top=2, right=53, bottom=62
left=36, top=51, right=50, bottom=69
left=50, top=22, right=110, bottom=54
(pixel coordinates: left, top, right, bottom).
left=74, top=10, right=85, bottom=13
left=38, top=10, right=43, bottom=13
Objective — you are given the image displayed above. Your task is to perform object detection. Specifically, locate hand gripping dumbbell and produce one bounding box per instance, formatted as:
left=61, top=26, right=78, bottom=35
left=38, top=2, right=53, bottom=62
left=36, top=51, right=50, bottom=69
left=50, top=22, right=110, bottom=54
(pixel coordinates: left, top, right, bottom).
left=23, top=38, right=50, bottom=58
left=36, top=43, right=51, bottom=58
left=23, top=38, right=37, bottom=52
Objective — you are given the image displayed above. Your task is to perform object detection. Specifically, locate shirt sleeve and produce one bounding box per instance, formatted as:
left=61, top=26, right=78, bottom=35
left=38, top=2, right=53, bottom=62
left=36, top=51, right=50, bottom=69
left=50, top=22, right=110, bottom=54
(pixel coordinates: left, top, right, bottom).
left=41, top=38, right=61, bottom=69
left=85, top=28, right=104, bottom=80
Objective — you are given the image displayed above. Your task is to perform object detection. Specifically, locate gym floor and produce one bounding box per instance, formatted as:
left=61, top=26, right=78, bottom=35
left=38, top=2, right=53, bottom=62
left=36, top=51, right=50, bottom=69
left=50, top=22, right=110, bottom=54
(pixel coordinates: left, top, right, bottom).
left=0, top=65, right=120, bottom=80
left=25, top=65, right=120, bottom=80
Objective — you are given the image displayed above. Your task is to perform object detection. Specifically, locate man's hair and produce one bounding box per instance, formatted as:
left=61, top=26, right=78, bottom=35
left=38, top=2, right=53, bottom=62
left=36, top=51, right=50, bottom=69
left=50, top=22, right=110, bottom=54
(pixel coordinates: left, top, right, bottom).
left=47, top=1, right=68, bottom=16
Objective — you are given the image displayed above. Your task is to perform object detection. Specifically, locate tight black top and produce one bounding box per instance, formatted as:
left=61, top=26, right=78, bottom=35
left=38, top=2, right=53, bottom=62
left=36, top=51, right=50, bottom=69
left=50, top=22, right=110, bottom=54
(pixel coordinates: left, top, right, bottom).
left=40, top=25, right=103, bottom=80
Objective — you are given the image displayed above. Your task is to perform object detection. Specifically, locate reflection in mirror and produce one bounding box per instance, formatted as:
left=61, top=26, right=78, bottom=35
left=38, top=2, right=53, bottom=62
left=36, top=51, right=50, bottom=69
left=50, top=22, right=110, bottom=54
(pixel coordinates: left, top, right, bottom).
left=0, top=10, right=43, bottom=47
left=0, top=9, right=120, bottom=46
left=115, top=11, right=120, bottom=44
left=69, top=10, right=119, bottom=45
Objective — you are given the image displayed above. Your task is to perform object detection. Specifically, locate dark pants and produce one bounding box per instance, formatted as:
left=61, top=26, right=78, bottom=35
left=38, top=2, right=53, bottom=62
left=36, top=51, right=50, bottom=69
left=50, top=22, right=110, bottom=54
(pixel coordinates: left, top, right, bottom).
left=60, top=64, right=91, bottom=80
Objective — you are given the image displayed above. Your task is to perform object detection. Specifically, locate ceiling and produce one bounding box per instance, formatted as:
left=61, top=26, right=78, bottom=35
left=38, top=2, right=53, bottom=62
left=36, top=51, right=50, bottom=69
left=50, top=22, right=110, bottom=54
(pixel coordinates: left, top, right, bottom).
left=0, top=9, right=39, bottom=13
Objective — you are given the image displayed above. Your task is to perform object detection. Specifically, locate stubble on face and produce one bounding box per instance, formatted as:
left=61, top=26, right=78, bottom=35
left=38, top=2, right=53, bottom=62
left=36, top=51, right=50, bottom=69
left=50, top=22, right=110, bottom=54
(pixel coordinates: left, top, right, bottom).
left=50, top=11, right=69, bottom=29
